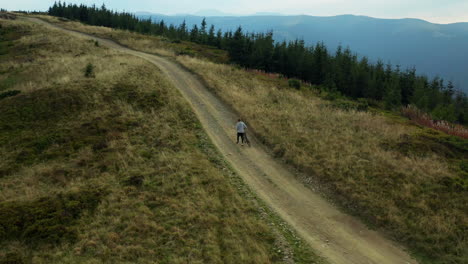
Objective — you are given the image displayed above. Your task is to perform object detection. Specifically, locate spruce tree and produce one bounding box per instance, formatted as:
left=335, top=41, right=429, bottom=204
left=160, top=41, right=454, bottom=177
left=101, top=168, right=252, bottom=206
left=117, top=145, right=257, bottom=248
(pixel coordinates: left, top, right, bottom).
left=178, top=20, right=187, bottom=40
left=229, top=27, right=246, bottom=64
left=208, top=25, right=215, bottom=46
left=200, top=18, right=207, bottom=43
left=190, top=25, right=199, bottom=43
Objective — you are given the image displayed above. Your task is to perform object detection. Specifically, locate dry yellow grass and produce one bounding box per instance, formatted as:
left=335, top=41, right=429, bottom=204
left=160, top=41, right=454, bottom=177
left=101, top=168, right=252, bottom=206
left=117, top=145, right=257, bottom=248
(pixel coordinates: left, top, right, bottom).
left=34, top=15, right=228, bottom=62
left=33, top=15, right=176, bottom=57
left=0, top=18, right=323, bottom=264
left=175, top=56, right=468, bottom=263
left=11, top=15, right=467, bottom=263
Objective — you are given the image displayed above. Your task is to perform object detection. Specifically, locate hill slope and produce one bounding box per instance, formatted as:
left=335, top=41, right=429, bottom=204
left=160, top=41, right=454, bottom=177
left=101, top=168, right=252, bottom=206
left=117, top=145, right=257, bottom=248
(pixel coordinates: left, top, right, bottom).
left=138, top=13, right=468, bottom=92
left=10, top=15, right=468, bottom=264
left=25, top=15, right=424, bottom=264
left=0, top=17, right=321, bottom=263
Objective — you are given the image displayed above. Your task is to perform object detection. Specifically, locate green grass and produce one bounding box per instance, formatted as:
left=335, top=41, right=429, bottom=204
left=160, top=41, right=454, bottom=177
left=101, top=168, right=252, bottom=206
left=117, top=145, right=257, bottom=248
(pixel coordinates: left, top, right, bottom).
left=0, top=187, right=106, bottom=245
left=0, top=88, right=92, bottom=175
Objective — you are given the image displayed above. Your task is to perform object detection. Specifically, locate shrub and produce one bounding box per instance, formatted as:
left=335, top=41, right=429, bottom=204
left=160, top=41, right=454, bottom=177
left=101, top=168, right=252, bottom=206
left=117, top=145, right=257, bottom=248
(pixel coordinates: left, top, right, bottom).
left=0, top=75, right=19, bottom=91
left=0, top=88, right=85, bottom=126
left=322, top=90, right=342, bottom=101
left=176, top=50, right=195, bottom=57
left=112, top=83, right=164, bottom=111
left=460, top=160, right=468, bottom=173
left=331, top=98, right=368, bottom=112
left=0, top=90, right=20, bottom=100
left=122, top=174, right=145, bottom=187
left=84, top=63, right=94, bottom=78
left=288, top=79, right=301, bottom=90
left=402, top=105, right=468, bottom=139
left=0, top=188, right=106, bottom=245
left=94, top=40, right=99, bottom=47
left=356, top=98, right=369, bottom=111
left=0, top=251, right=24, bottom=264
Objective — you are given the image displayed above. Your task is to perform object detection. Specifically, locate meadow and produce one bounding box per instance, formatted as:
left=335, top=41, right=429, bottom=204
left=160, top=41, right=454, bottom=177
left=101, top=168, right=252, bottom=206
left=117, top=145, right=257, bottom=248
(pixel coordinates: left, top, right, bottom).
left=0, top=17, right=322, bottom=263
left=177, top=56, right=467, bottom=264
left=10, top=14, right=468, bottom=263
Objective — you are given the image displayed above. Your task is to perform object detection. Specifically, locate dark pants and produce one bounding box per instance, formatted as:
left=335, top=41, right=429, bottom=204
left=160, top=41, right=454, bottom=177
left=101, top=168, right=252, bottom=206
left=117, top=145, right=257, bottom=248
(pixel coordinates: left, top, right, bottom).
left=237, top=132, right=245, bottom=143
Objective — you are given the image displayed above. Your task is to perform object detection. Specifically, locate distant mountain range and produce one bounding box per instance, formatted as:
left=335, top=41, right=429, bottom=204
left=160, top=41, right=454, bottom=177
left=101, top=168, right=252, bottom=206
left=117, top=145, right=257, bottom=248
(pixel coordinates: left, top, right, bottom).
left=136, top=12, right=468, bottom=92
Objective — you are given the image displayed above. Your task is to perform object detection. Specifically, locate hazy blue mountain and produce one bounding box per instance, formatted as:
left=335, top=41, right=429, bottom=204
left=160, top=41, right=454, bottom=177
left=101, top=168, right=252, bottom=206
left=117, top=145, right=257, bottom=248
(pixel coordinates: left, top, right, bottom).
left=252, top=12, right=284, bottom=16
left=136, top=13, right=468, bottom=92
left=192, top=9, right=237, bottom=17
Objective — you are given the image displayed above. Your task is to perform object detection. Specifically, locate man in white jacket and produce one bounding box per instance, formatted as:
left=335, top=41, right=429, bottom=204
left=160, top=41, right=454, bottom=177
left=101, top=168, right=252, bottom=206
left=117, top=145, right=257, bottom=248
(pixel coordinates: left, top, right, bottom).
left=236, top=119, right=247, bottom=146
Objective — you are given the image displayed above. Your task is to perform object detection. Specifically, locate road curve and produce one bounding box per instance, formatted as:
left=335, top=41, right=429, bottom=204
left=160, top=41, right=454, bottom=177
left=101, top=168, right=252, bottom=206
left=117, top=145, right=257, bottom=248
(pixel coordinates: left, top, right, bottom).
left=25, top=17, right=417, bottom=264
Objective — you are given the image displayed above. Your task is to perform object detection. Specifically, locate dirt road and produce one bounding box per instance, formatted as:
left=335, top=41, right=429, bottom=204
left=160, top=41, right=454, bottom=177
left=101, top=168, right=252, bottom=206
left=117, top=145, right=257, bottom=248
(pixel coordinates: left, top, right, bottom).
left=26, top=17, right=417, bottom=264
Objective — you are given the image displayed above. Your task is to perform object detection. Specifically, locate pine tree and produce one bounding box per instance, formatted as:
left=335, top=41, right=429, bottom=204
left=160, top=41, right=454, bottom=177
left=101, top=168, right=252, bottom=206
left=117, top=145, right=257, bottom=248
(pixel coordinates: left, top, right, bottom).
left=400, top=68, right=416, bottom=105
left=200, top=18, right=207, bottom=44
left=207, top=25, right=215, bottom=46
left=229, top=26, right=246, bottom=64
left=443, top=81, right=455, bottom=105
left=352, top=57, right=370, bottom=98
left=178, top=20, right=187, bottom=40
left=383, top=72, right=402, bottom=109
left=215, top=29, right=223, bottom=48
left=190, top=25, right=199, bottom=43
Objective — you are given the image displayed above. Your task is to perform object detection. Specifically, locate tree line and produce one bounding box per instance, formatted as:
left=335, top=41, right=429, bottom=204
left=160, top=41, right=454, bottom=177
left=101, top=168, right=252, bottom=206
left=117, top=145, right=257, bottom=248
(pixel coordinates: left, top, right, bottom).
left=48, top=2, right=468, bottom=124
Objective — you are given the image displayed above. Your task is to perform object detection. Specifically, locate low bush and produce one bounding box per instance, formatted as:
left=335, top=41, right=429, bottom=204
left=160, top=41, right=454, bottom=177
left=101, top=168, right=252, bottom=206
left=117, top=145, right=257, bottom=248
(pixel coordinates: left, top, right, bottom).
left=84, top=63, right=94, bottom=78
left=0, top=90, right=20, bottom=100
left=176, top=49, right=196, bottom=57
left=0, top=188, right=106, bottom=245
left=122, top=174, right=145, bottom=187
left=0, top=251, right=24, bottom=264
left=402, top=105, right=468, bottom=139
left=0, top=88, right=85, bottom=128
left=322, top=90, right=342, bottom=101
left=112, top=82, right=164, bottom=111
left=288, top=78, right=301, bottom=89
left=331, top=98, right=368, bottom=112
left=0, top=75, right=20, bottom=91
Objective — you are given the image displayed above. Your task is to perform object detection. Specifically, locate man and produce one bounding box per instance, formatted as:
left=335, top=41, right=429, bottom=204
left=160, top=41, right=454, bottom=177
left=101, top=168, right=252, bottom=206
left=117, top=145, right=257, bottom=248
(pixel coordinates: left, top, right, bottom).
left=236, top=119, right=247, bottom=146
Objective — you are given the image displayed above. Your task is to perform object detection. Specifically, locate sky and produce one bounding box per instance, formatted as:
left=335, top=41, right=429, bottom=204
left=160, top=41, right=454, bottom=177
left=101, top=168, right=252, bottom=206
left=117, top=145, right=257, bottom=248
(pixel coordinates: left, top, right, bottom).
left=3, top=0, right=468, bottom=24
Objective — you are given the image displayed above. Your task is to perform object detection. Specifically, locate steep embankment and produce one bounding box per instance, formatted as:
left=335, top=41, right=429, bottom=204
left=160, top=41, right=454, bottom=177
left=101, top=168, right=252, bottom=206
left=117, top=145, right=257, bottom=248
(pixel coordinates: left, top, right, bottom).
left=0, top=18, right=318, bottom=263
left=23, top=16, right=423, bottom=264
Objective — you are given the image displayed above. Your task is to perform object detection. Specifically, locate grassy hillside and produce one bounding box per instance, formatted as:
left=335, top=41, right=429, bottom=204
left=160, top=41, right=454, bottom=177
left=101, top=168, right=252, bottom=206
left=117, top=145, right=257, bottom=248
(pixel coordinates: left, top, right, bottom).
left=17, top=15, right=468, bottom=263
left=35, top=15, right=229, bottom=64
left=178, top=58, right=468, bottom=262
left=177, top=57, right=468, bottom=264
left=0, top=18, right=323, bottom=264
